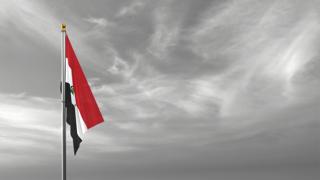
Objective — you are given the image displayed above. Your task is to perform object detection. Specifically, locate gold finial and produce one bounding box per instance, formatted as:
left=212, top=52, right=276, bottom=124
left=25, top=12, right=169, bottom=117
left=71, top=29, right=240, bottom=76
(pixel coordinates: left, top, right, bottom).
left=61, top=24, right=66, bottom=32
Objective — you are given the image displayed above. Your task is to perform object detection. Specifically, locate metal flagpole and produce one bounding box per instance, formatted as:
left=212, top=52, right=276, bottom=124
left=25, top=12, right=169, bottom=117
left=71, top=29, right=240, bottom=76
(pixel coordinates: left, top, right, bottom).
left=61, top=23, right=67, bottom=180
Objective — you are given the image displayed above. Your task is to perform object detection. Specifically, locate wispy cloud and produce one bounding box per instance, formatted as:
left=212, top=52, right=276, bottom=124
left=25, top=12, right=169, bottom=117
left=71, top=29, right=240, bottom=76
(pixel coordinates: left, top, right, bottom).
left=116, top=1, right=145, bottom=17
left=186, top=0, right=320, bottom=116
left=0, top=93, right=60, bottom=166
left=84, top=17, right=114, bottom=28
left=0, top=0, right=60, bottom=47
left=147, top=6, right=180, bottom=58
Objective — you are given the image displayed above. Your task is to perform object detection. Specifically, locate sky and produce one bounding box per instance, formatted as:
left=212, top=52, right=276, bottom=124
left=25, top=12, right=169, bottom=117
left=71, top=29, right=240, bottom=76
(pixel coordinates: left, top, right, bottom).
left=0, top=0, right=319, bottom=180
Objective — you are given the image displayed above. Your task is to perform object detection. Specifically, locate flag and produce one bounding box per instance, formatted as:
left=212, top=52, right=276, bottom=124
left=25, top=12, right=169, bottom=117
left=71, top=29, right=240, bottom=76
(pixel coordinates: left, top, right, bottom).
left=64, top=34, right=104, bottom=154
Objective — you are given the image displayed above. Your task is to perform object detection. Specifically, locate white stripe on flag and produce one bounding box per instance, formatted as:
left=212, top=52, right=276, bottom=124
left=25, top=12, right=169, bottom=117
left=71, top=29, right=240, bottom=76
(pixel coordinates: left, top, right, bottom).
left=66, top=57, right=88, bottom=138
left=66, top=58, right=75, bottom=104
left=75, top=106, right=87, bottom=139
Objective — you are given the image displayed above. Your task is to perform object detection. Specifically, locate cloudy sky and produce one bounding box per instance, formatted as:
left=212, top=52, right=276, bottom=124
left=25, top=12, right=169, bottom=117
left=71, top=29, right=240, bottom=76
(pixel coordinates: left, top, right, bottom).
left=0, top=0, right=319, bottom=179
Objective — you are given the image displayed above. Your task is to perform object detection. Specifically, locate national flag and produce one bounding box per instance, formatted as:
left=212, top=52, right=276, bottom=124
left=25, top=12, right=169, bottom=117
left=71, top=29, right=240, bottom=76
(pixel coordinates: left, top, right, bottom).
left=64, top=34, right=104, bottom=154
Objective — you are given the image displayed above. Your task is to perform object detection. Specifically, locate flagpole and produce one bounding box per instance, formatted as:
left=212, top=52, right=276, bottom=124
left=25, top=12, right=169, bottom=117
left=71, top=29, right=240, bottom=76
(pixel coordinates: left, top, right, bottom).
left=61, top=23, right=67, bottom=180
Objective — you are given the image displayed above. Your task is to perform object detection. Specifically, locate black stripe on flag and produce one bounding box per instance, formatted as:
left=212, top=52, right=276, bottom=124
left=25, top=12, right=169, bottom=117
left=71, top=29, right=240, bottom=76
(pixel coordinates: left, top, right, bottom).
left=65, top=82, right=82, bottom=154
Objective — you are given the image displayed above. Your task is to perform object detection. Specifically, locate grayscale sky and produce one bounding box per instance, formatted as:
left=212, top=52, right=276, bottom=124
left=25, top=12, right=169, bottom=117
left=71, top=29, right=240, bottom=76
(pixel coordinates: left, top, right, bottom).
left=0, top=0, right=319, bottom=180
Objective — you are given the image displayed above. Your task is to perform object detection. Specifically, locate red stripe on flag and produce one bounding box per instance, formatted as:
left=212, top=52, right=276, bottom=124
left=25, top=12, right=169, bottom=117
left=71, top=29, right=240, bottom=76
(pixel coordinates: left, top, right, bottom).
left=66, top=35, right=104, bottom=129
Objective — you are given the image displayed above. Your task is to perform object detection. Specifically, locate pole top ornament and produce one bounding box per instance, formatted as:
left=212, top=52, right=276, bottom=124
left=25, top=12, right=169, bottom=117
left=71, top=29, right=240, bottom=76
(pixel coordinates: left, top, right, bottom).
left=61, top=24, right=66, bottom=32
